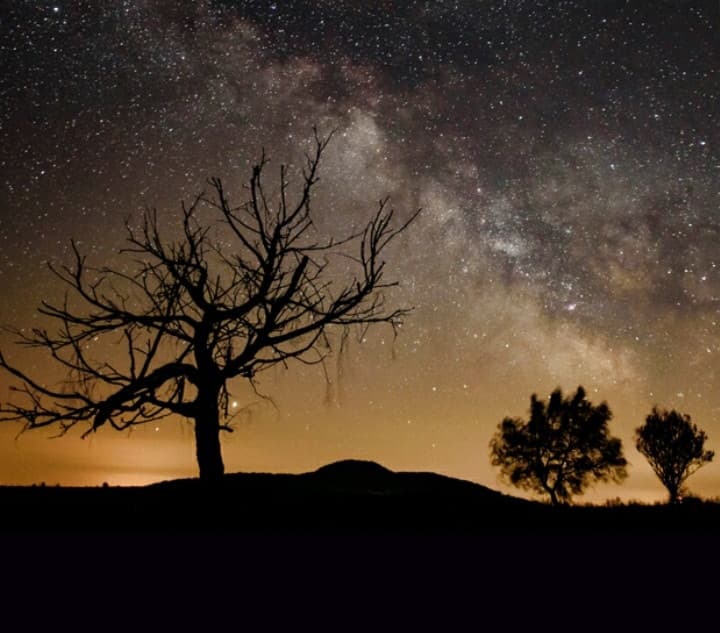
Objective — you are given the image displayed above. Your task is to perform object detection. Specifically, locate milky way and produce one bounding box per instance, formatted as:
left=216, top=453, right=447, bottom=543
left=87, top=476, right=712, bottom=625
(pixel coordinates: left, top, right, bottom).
left=1, top=1, right=719, bottom=501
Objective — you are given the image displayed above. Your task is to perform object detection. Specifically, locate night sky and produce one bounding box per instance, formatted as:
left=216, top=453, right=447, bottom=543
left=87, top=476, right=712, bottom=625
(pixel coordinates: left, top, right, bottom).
left=1, top=1, right=719, bottom=502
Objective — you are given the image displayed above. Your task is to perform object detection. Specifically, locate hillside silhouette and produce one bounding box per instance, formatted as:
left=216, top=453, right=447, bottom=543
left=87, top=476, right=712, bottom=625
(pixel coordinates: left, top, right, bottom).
left=1, top=459, right=720, bottom=534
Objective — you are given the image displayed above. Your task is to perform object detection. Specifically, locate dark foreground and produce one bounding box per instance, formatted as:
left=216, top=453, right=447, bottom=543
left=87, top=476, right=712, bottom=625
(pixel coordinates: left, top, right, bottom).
left=3, top=460, right=719, bottom=623
left=1, top=459, right=718, bottom=534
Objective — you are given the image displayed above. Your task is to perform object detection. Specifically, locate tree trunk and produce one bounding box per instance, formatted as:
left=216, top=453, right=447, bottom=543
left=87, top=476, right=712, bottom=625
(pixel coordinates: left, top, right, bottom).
left=548, top=489, right=558, bottom=506
left=194, top=386, right=225, bottom=481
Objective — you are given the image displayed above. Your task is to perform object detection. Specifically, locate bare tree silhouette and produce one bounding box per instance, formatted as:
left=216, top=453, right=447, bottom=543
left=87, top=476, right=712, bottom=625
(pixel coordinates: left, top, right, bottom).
left=635, top=407, right=714, bottom=503
left=0, top=130, right=420, bottom=480
left=490, top=386, right=627, bottom=505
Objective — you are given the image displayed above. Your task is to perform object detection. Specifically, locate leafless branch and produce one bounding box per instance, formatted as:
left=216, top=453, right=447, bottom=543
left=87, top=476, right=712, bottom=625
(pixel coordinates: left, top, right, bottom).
left=0, top=130, right=419, bottom=479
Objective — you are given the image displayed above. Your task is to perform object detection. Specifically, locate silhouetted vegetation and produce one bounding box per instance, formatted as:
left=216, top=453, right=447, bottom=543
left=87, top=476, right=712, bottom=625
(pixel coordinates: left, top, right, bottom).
left=636, top=407, right=714, bottom=504
left=0, top=130, right=419, bottom=480
left=490, top=386, right=627, bottom=505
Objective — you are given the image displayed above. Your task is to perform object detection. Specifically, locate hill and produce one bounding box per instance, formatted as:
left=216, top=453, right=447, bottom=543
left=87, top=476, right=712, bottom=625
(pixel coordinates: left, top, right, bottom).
left=0, top=459, right=719, bottom=533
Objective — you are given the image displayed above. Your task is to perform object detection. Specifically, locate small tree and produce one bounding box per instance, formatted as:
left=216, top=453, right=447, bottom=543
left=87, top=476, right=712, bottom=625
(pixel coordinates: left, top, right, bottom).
left=490, top=386, right=627, bottom=505
left=635, top=407, right=714, bottom=504
left=0, top=130, right=419, bottom=481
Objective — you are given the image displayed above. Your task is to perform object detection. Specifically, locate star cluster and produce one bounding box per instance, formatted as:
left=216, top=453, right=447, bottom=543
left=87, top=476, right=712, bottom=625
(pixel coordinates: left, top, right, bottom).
left=1, top=1, right=719, bottom=501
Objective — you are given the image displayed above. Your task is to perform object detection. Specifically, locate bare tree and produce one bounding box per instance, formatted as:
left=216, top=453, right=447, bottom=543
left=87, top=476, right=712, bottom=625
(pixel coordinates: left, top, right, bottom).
left=0, top=131, right=420, bottom=480
left=635, top=407, right=714, bottom=503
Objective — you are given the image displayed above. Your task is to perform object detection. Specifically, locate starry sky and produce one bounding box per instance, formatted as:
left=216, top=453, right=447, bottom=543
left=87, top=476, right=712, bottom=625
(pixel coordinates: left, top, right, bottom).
left=1, top=0, right=719, bottom=502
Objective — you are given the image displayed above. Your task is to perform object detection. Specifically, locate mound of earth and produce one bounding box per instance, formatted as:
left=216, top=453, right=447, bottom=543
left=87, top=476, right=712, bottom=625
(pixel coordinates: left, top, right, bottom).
left=311, top=459, right=396, bottom=490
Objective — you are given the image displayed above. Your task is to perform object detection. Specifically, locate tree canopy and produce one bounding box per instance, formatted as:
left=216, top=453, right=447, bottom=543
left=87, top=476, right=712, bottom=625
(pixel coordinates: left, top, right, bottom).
left=635, top=407, right=714, bottom=503
left=0, top=130, right=419, bottom=480
left=490, top=386, right=628, bottom=505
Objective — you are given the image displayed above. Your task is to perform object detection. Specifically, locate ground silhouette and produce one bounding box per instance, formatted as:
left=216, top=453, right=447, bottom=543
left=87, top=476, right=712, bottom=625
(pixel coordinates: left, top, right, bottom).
left=1, top=459, right=719, bottom=534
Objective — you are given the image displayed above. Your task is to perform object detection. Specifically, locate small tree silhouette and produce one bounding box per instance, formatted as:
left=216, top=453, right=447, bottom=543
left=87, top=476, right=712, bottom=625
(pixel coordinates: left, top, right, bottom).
left=490, top=386, right=627, bottom=505
left=635, top=407, right=714, bottom=504
left=0, top=130, right=419, bottom=481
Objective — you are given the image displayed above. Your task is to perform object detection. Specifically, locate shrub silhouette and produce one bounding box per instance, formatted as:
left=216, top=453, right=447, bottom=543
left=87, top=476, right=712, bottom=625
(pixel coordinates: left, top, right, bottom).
left=635, top=407, right=714, bottom=504
left=490, top=386, right=627, bottom=505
